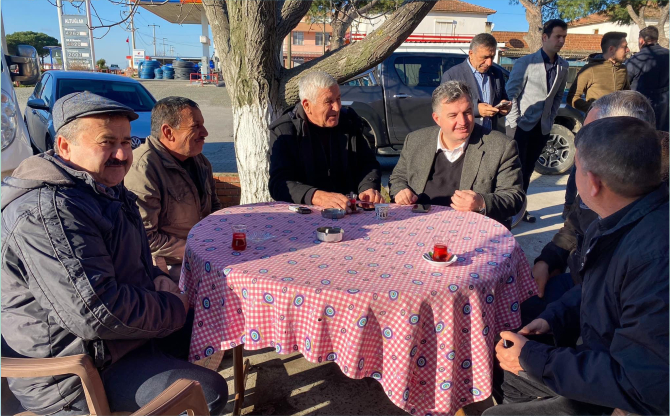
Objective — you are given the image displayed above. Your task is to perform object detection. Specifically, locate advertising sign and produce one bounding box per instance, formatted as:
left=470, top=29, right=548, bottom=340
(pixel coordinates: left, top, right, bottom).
left=61, top=13, right=93, bottom=69
left=132, top=49, right=145, bottom=68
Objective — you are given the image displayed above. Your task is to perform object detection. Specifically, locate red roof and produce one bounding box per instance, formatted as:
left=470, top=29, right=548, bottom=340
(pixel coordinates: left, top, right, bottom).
left=431, top=0, right=496, bottom=15
left=569, top=7, right=663, bottom=27
left=493, top=31, right=603, bottom=57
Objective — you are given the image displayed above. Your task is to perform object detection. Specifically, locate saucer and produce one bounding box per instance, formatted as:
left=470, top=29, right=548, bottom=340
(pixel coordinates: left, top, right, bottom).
left=422, top=252, right=458, bottom=267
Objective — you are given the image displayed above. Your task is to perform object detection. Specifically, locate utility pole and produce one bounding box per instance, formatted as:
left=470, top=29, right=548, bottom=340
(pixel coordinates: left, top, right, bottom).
left=162, top=37, right=167, bottom=56
left=56, top=0, right=68, bottom=70
left=85, top=0, right=95, bottom=70
left=148, top=24, right=159, bottom=56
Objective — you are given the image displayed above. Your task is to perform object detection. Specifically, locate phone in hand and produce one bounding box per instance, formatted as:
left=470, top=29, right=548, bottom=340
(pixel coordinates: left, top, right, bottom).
left=495, top=100, right=511, bottom=109
left=411, top=203, right=431, bottom=213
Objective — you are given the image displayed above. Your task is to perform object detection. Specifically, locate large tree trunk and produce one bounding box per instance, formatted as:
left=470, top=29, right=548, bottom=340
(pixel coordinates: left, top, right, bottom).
left=656, top=3, right=669, bottom=48
left=520, top=0, right=543, bottom=52
left=204, top=0, right=435, bottom=203
left=329, top=0, right=383, bottom=52
left=330, top=19, right=348, bottom=50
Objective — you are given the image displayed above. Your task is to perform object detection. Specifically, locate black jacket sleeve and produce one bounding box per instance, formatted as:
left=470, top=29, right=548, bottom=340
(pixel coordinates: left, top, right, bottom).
left=269, top=127, right=317, bottom=204
left=352, top=118, right=382, bottom=194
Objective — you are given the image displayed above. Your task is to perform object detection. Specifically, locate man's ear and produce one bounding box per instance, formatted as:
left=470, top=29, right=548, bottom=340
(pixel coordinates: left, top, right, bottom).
left=161, top=123, right=174, bottom=142
left=56, top=135, right=70, bottom=160
left=302, top=98, right=311, bottom=115
left=586, top=171, right=602, bottom=198
left=432, top=112, right=440, bottom=126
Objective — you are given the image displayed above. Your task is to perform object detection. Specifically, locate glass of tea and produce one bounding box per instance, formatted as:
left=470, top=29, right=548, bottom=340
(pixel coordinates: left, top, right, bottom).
left=432, top=236, right=451, bottom=262
left=231, top=224, right=247, bottom=251
left=348, top=192, right=358, bottom=213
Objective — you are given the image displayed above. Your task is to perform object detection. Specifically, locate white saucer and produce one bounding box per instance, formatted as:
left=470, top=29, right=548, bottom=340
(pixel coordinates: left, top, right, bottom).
left=422, top=252, right=458, bottom=267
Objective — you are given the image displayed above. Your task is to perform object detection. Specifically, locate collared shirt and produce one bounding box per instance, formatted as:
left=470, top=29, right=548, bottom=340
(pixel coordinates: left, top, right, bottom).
left=540, top=48, right=559, bottom=93
left=437, top=129, right=468, bottom=163
left=466, top=59, right=492, bottom=131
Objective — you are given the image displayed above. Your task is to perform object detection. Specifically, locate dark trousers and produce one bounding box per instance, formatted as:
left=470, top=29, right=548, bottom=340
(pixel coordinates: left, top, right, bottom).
left=483, top=369, right=613, bottom=415
left=520, top=272, right=575, bottom=327
left=507, top=122, right=550, bottom=193
left=53, top=310, right=229, bottom=415
left=564, top=165, right=578, bottom=207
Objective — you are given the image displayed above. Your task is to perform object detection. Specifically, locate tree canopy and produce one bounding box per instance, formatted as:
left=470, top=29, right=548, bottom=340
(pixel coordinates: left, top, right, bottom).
left=6, top=31, right=60, bottom=57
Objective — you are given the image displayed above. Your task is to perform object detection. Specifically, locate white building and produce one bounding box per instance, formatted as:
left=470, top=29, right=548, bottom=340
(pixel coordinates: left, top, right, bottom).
left=351, top=0, right=498, bottom=55
left=568, top=10, right=669, bottom=52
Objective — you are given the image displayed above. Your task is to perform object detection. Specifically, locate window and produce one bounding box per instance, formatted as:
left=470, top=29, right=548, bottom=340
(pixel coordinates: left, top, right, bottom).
left=343, top=74, right=373, bottom=86
left=315, top=33, right=330, bottom=46
left=394, top=56, right=466, bottom=87
left=593, top=29, right=599, bottom=34
left=436, top=21, right=455, bottom=35
left=56, top=79, right=156, bottom=111
left=292, top=32, right=304, bottom=45
left=41, top=75, right=54, bottom=106
left=32, top=74, right=47, bottom=99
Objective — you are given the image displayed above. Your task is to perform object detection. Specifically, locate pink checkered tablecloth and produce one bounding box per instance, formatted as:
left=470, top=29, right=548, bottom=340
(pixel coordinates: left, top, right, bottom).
left=179, top=202, right=535, bottom=415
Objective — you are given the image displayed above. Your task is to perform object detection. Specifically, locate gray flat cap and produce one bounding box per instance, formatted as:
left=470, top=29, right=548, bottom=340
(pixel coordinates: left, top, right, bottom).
left=53, top=91, right=139, bottom=133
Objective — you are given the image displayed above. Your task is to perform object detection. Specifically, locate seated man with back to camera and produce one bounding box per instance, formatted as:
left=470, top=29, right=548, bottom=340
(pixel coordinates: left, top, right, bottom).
left=269, top=71, right=383, bottom=210
left=125, top=97, right=222, bottom=282
left=388, top=80, right=524, bottom=229
left=0, top=92, right=228, bottom=415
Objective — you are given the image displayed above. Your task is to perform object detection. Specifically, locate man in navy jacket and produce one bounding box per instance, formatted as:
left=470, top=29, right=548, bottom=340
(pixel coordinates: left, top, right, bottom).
left=441, top=33, right=510, bottom=133
left=485, top=117, right=669, bottom=416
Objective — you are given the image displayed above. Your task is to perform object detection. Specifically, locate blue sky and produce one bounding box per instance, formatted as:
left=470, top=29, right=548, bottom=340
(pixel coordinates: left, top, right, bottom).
left=2, top=0, right=529, bottom=67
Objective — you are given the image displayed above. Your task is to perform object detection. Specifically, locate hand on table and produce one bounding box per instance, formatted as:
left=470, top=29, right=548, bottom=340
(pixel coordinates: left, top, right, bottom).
left=155, top=275, right=190, bottom=312
left=395, top=188, right=418, bottom=205
left=312, top=190, right=351, bottom=213
left=478, top=103, right=500, bottom=118
left=450, top=190, right=484, bottom=212
left=531, top=261, right=562, bottom=298
left=359, top=188, right=384, bottom=203
left=495, top=331, right=527, bottom=375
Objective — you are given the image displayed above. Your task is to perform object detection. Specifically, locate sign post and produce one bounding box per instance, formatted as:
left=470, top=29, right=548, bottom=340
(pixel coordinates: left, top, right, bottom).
left=132, top=49, right=145, bottom=70
left=60, top=13, right=94, bottom=70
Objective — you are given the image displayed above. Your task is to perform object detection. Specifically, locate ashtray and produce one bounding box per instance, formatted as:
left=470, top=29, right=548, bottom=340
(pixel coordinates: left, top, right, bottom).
left=422, top=252, right=458, bottom=267
left=316, top=226, right=344, bottom=243
left=247, top=231, right=276, bottom=243
left=321, top=208, right=346, bottom=219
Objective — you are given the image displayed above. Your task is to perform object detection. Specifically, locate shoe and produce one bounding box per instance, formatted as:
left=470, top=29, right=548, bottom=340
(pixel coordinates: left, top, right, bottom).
left=522, top=212, right=536, bottom=223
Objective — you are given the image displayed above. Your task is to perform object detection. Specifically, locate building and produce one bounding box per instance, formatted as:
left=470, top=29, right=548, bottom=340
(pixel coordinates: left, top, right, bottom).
left=568, top=9, right=669, bottom=52
left=283, top=20, right=334, bottom=67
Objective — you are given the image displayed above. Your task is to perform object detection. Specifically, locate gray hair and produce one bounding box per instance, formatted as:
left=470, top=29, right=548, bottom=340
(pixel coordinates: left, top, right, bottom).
left=575, top=117, right=661, bottom=197
left=298, top=71, right=337, bottom=103
left=589, top=90, right=656, bottom=127
left=432, top=80, right=472, bottom=113
left=56, top=118, right=84, bottom=152
left=151, top=96, right=199, bottom=138
left=470, top=33, right=497, bottom=52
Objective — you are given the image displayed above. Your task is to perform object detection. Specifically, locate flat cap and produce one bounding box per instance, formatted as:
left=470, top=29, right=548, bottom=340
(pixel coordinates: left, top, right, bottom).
left=53, top=91, right=139, bottom=133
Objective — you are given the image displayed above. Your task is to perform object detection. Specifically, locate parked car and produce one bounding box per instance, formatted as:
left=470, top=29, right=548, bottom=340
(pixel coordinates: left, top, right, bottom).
left=2, top=42, right=40, bottom=179
left=339, top=52, right=582, bottom=175
left=24, top=71, right=156, bottom=153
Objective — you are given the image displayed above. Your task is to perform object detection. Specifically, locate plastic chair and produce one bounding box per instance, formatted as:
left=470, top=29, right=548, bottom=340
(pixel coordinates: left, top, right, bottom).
left=1, top=354, right=210, bottom=416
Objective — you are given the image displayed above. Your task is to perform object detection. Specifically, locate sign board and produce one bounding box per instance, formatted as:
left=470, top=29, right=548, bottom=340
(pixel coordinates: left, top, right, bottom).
left=132, top=49, right=145, bottom=68
left=60, top=14, right=93, bottom=70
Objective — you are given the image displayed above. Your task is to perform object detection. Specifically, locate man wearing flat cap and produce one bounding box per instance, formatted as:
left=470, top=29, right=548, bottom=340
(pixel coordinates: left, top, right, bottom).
left=1, top=92, right=228, bottom=415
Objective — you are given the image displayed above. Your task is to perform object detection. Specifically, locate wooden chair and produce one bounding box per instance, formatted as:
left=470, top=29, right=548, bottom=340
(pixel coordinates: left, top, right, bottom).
left=1, top=354, right=210, bottom=416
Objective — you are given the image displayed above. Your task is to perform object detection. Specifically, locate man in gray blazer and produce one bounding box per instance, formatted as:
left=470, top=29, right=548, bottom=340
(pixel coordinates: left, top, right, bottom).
left=389, top=80, right=524, bottom=229
left=506, top=19, right=569, bottom=223
left=441, top=33, right=511, bottom=133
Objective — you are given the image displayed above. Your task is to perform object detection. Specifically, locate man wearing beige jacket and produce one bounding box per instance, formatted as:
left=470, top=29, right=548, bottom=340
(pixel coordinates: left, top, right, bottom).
left=126, top=97, right=222, bottom=281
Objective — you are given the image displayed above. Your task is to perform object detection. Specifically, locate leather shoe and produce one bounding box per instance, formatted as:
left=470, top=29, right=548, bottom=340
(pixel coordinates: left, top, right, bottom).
left=522, top=212, right=536, bottom=223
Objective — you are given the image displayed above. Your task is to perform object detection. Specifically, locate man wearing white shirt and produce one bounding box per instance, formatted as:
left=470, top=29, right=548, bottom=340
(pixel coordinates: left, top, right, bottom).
left=389, top=81, right=525, bottom=229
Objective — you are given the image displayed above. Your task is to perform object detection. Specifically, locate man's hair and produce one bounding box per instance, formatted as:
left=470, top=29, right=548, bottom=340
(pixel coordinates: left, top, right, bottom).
left=298, top=71, right=337, bottom=103
left=575, top=117, right=661, bottom=197
left=542, top=19, right=568, bottom=37
left=589, top=90, right=656, bottom=127
left=639, top=26, right=659, bottom=43
left=470, top=33, right=497, bottom=52
left=600, top=31, right=627, bottom=53
left=151, top=96, right=199, bottom=138
left=432, top=80, right=471, bottom=113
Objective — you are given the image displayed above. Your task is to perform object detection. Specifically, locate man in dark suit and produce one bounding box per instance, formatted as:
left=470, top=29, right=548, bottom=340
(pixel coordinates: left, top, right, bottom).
left=441, top=33, right=511, bottom=133
left=389, top=80, right=524, bottom=229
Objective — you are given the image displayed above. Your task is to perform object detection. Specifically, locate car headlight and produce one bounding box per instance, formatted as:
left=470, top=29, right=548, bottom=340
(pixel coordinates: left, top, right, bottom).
left=2, top=91, right=19, bottom=151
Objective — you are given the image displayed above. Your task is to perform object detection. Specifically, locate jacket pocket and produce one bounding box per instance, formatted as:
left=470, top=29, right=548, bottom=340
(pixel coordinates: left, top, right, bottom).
left=166, top=187, right=194, bottom=226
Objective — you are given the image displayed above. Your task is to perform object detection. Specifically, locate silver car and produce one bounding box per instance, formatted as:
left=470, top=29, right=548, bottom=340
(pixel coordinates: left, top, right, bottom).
left=25, top=71, right=156, bottom=152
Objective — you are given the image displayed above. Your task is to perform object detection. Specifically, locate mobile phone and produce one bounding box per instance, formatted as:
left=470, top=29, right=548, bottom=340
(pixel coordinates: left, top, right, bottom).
left=289, top=205, right=312, bottom=214
left=411, top=203, right=431, bottom=213
left=495, top=100, right=511, bottom=109
left=357, top=202, right=375, bottom=211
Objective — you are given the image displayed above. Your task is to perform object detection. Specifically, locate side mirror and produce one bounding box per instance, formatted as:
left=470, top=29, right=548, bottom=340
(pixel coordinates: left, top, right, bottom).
left=27, top=98, right=49, bottom=111
left=6, top=45, right=41, bottom=85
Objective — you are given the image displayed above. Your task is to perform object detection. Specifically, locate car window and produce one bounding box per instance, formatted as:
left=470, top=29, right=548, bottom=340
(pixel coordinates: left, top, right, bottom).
left=394, top=56, right=448, bottom=87
left=41, top=75, right=54, bottom=106
left=344, top=74, right=373, bottom=87
left=33, top=73, right=48, bottom=99
left=55, top=79, right=156, bottom=111
left=441, top=56, right=467, bottom=75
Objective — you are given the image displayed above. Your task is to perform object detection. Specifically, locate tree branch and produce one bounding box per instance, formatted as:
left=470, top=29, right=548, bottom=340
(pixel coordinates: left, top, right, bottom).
left=277, top=0, right=314, bottom=40
left=202, top=0, right=231, bottom=57
left=279, top=0, right=435, bottom=108
left=626, top=3, right=646, bottom=29
left=659, top=2, right=670, bottom=28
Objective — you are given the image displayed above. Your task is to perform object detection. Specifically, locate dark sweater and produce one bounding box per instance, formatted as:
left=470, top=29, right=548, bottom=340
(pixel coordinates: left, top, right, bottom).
left=419, top=151, right=465, bottom=206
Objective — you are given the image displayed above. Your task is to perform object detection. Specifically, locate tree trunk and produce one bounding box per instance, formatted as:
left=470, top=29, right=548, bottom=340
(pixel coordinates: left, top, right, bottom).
left=626, top=4, right=647, bottom=30
left=329, top=0, right=383, bottom=52
left=520, top=0, right=543, bottom=52
left=330, top=19, right=347, bottom=50
left=656, top=3, right=669, bottom=48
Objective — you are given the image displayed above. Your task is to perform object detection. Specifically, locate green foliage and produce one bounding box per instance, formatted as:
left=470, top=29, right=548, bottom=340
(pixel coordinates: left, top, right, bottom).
left=307, top=0, right=399, bottom=24
left=5, top=31, right=60, bottom=57
left=556, top=0, right=668, bottom=24
left=96, top=58, right=106, bottom=69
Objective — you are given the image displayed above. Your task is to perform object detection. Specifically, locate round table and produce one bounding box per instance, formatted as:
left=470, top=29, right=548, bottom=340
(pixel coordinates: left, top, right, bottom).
left=180, top=202, right=535, bottom=416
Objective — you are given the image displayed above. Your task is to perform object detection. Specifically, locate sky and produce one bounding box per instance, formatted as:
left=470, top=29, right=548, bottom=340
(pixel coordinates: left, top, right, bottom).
left=1, top=0, right=529, bottom=67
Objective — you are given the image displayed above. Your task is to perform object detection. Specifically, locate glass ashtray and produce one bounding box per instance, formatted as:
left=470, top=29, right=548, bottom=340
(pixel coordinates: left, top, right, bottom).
left=246, top=231, right=276, bottom=243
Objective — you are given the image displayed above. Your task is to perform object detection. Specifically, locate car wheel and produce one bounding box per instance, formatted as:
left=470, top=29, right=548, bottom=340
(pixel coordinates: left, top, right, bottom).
left=535, top=124, right=575, bottom=175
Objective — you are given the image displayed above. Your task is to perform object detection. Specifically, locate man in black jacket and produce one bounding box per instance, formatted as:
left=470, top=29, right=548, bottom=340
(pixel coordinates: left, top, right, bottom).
left=441, top=33, right=510, bottom=133
left=269, top=71, right=382, bottom=210
left=486, top=117, right=669, bottom=415
left=1, top=92, right=227, bottom=415
left=626, top=25, right=669, bottom=131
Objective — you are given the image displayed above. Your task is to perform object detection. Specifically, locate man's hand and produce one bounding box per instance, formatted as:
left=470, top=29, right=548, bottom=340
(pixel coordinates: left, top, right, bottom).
left=478, top=103, right=500, bottom=118
left=497, top=101, right=512, bottom=116
left=312, top=190, right=351, bottom=212
left=519, top=318, right=551, bottom=335
left=450, top=190, right=484, bottom=212
left=359, top=188, right=384, bottom=203
left=154, top=275, right=180, bottom=294
left=531, top=261, right=563, bottom=298
left=395, top=188, right=418, bottom=205
left=495, top=331, right=528, bottom=375
left=176, top=292, right=190, bottom=312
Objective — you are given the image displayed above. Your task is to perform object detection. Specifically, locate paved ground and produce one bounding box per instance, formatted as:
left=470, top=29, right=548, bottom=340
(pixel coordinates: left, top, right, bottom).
left=18, top=81, right=569, bottom=416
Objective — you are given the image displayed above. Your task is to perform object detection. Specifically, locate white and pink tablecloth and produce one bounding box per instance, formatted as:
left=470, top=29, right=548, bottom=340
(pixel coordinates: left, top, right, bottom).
left=179, top=202, right=535, bottom=415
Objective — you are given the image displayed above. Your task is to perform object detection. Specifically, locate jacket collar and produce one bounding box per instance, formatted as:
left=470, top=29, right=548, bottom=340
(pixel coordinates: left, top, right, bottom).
left=147, top=135, right=184, bottom=170
left=460, top=124, right=486, bottom=190
left=599, top=185, right=669, bottom=238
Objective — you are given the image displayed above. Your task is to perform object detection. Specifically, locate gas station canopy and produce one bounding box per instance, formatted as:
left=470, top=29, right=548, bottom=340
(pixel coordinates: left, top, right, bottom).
left=134, top=0, right=204, bottom=25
